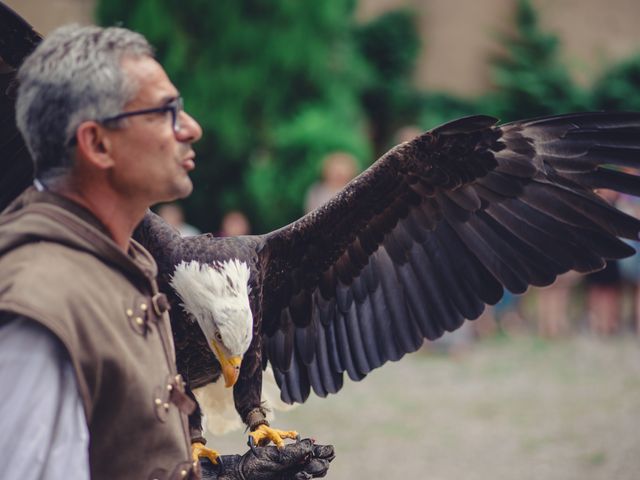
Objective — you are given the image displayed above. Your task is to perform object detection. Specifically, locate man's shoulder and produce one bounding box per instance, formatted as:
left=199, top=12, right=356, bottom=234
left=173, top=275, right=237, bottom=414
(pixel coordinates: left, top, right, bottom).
left=0, top=239, right=145, bottom=336
left=0, top=240, right=116, bottom=295
left=1, top=240, right=95, bottom=269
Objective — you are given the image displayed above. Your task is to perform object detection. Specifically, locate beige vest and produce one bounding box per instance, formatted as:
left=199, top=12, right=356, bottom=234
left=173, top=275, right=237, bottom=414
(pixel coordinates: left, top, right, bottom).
left=0, top=189, right=196, bottom=480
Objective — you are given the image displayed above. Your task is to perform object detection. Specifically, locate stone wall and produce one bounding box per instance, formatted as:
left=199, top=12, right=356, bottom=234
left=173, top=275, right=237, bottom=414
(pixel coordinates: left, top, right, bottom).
left=7, top=0, right=640, bottom=95
left=5, top=0, right=94, bottom=35
left=357, top=0, right=640, bottom=94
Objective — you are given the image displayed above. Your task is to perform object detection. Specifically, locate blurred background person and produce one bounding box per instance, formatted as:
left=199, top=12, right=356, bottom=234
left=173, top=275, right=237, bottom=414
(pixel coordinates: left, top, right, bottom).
left=157, top=203, right=201, bottom=237
left=304, top=151, right=359, bottom=214
left=534, top=272, right=579, bottom=338
left=494, top=291, right=528, bottom=335
left=219, top=210, right=251, bottom=237
left=616, top=191, right=640, bottom=335
left=583, top=189, right=623, bottom=336
left=394, top=124, right=424, bottom=145
left=584, top=261, right=623, bottom=336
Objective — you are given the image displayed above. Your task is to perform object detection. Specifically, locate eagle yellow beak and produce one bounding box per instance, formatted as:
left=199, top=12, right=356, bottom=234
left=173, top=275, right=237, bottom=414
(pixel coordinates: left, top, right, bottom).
left=211, top=341, right=242, bottom=388
left=222, top=356, right=242, bottom=388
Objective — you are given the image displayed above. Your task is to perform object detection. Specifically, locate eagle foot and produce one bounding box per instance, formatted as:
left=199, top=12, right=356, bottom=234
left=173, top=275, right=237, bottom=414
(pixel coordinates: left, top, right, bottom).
left=192, top=441, right=220, bottom=465
left=247, top=433, right=301, bottom=458
left=248, top=424, right=299, bottom=449
left=247, top=435, right=259, bottom=457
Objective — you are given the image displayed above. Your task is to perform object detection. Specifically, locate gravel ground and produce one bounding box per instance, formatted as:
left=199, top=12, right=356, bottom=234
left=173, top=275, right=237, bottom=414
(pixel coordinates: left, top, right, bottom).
left=211, top=334, right=640, bottom=480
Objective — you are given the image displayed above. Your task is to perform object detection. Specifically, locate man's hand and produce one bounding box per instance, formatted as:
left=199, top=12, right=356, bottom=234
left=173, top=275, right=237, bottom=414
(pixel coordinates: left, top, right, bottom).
left=201, top=439, right=335, bottom=480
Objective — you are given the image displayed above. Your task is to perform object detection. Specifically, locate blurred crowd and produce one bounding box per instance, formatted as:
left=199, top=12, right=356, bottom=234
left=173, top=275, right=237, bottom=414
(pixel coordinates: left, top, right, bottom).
left=157, top=204, right=251, bottom=238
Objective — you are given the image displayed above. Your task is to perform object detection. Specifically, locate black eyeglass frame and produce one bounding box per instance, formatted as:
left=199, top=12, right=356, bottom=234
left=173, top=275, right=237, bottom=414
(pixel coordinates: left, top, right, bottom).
left=67, top=96, right=184, bottom=146
left=99, top=96, right=184, bottom=132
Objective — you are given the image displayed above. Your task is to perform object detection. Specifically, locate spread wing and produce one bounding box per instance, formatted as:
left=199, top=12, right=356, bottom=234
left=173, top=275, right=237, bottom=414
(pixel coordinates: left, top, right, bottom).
left=261, top=112, right=640, bottom=403
left=0, top=3, right=41, bottom=212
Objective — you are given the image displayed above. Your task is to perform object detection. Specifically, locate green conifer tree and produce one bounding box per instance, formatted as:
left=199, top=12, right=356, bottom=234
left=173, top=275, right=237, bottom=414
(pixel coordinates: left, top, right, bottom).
left=355, top=9, right=423, bottom=154
left=486, top=0, right=587, bottom=120
left=591, top=54, right=640, bottom=111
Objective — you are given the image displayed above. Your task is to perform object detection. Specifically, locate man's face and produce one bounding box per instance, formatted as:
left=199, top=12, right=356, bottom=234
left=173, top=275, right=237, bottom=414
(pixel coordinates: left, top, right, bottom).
left=105, top=55, right=202, bottom=207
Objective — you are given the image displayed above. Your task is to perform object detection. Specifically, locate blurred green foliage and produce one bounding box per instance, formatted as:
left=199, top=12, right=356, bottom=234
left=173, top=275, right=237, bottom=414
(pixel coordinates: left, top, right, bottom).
left=96, top=0, right=640, bottom=233
left=354, top=10, right=423, bottom=154
left=591, top=54, right=640, bottom=111
left=98, top=0, right=372, bottom=232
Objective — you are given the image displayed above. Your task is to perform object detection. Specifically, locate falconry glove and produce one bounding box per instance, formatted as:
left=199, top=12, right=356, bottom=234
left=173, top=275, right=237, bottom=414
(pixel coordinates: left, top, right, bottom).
left=201, top=439, right=335, bottom=480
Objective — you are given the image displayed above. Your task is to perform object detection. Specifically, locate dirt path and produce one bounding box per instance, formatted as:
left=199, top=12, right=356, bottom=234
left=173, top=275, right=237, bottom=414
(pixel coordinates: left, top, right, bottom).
left=212, top=335, right=640, bottom=479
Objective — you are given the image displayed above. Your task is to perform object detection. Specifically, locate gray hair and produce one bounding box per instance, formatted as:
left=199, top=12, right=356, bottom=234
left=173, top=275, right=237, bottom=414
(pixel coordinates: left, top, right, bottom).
left=15, top=24, right=153, bottom=184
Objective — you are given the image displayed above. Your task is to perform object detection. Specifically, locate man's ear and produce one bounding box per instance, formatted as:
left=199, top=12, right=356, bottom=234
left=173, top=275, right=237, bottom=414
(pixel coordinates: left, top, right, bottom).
left=74, top=121, right=115, bottom=169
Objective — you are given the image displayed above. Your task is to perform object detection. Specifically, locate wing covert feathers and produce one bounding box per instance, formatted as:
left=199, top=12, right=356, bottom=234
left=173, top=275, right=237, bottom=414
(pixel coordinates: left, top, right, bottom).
left=264, top=112, right=640, bottom=404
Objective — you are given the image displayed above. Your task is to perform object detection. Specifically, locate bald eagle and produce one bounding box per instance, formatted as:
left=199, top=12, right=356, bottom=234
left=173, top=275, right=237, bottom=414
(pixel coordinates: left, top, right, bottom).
left=133, top=110, right=640, bottom=460
left=3, top=2, right=640, bottom=464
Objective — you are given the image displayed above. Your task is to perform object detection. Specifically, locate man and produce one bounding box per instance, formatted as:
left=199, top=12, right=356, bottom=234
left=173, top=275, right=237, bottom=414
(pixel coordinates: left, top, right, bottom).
left=0, top=23, right=332, bottom=480
left=0, top=23, right=201, bottom=480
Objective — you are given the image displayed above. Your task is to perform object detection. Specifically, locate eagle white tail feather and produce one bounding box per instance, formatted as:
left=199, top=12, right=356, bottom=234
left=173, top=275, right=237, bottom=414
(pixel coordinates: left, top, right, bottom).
left=194, top=367, right=297, bottom=437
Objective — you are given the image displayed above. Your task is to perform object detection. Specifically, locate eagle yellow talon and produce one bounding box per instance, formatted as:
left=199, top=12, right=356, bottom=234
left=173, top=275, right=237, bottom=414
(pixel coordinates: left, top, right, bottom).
left=249, top=424, right=299, bottom=448
left=192, top=441, right=220, bottom=465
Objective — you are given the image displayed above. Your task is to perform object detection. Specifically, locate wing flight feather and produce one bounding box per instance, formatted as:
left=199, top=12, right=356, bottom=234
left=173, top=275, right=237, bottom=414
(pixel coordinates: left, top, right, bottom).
left=263, top=112, right=640, bottom=403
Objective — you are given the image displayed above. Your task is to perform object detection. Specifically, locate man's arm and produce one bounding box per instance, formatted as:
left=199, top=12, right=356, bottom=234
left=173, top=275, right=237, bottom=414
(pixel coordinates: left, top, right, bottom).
left=0, top=316, right=90, bottom=480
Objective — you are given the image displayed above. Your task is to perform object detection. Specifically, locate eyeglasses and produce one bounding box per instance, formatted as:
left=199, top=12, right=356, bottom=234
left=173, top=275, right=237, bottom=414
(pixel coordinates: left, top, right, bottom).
left=68, top=97, right=184, bottom=146
left=100, top=96, right=184, bottom=133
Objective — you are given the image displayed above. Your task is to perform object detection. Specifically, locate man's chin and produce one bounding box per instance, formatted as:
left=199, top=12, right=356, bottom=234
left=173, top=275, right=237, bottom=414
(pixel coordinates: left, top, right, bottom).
left=178, top=183, right=194, bottom=199
left=157, top=181, right=193, bottom=204
left=175, top=176, right=194, bottom=198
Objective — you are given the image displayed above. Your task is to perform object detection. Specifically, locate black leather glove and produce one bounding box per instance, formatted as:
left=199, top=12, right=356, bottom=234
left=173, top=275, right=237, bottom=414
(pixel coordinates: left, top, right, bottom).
left=201, top=439, right=335, bottom=480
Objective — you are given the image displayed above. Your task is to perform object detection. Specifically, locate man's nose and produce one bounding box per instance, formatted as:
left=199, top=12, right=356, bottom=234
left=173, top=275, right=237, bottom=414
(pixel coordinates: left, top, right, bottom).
left=176, top=111, right=202, bottom=143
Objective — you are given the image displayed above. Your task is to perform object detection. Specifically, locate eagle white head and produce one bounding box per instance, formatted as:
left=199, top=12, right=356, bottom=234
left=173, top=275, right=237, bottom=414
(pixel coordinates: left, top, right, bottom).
left=170, top=259, right=253, bottom=387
